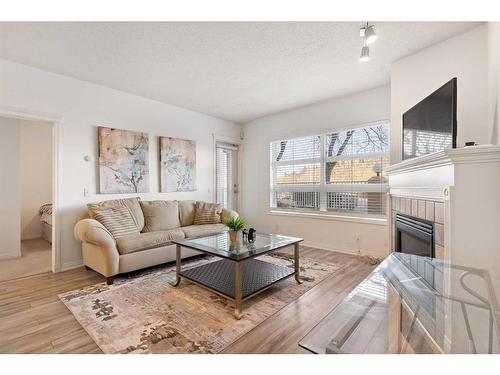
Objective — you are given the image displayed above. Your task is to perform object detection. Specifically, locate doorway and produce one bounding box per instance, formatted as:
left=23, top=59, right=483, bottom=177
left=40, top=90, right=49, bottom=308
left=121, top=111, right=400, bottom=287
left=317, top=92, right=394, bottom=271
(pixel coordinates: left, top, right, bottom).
left=0, top=116, right=54, bottom=282
left=216, top=142, right=239, bottom=211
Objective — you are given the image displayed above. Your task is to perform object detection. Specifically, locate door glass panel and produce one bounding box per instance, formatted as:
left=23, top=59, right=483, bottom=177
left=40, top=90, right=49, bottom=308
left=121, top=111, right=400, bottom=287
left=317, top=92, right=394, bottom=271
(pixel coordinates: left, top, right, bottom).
left=216, top=144, right=238, bottom=210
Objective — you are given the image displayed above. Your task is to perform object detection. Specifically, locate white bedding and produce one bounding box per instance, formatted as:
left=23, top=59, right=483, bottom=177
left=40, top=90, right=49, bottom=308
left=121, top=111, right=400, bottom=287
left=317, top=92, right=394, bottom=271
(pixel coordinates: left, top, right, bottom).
left=40, top=212, right=53, bottom=225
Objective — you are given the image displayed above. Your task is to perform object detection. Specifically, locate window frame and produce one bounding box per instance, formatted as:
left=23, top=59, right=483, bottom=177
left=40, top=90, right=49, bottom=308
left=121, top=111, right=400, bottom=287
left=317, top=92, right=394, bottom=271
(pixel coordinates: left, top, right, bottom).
left=269, top=120, right=390, bottom=219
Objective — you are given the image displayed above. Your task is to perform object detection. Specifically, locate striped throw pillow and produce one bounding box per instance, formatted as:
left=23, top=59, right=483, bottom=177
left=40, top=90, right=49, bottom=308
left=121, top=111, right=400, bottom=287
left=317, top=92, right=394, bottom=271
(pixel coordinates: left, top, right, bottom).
left=93, top=206, right=140, bottom=239
left=193, top=202, right=222, bottom=225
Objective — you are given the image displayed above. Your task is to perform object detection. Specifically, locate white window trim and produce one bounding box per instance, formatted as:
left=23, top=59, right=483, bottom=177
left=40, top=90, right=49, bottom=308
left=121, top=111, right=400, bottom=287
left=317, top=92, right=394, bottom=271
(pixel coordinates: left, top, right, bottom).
left=268, top=209, right=387, bottom=226
left=269, top=120, right=390, bottom=218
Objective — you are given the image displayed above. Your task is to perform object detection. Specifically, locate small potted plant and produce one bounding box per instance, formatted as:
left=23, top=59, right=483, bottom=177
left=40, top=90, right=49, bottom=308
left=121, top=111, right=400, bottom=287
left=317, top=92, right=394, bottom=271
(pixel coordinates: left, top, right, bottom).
left=224, top=217, right=247, bottom=243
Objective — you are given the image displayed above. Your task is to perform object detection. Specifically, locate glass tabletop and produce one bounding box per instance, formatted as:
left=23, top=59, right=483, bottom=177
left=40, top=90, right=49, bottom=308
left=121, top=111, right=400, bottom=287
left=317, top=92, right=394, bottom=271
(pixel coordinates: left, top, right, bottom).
left=172, top=232, right=303, bottom=261
left=299, top=252, right=500, bottom=354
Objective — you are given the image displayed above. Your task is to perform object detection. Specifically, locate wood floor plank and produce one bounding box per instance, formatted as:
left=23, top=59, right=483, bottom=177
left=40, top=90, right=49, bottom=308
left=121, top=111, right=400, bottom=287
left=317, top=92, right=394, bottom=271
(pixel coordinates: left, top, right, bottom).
left=222, top=255, right=374, bottom=353
left=0, top=248, right=374, bottom=354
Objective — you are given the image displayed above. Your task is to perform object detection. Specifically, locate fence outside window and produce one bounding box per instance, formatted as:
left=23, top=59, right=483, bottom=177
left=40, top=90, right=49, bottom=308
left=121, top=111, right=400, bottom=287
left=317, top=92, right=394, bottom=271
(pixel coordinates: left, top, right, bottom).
left=270, top=121, right=390, bottom=217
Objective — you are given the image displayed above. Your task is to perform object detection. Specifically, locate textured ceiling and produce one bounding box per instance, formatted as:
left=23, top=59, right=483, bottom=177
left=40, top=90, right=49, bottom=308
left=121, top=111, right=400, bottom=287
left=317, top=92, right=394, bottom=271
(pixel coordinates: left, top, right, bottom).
left=0, top=22, right=481, bottom=123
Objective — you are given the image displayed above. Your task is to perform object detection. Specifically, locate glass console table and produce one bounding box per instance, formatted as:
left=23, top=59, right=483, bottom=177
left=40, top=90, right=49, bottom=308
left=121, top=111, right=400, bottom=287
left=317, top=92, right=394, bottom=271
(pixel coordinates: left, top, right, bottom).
left=300, top=252, right=500, bottom=354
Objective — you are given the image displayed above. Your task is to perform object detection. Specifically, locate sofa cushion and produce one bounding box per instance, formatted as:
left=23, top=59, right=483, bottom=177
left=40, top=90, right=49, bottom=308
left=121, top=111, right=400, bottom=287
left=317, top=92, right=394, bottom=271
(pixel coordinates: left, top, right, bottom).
left=178, top=200, right=196, bottom=227
left=87, top=197, right=144, bottom=231
left=116, top=229, right=185, bottom=255
left=140, top=200, right=180, bottom=232
left=181, top=224, right=228, bottom=239
left=92, top=206, right=140, bottom=239
left=193, top=202, right=222, bottom=225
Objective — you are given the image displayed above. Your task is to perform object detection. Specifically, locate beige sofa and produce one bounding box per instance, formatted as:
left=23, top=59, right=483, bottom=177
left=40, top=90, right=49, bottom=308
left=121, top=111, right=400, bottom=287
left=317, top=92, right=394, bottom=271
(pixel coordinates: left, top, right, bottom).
left=74, top=198, right=238, bottom=284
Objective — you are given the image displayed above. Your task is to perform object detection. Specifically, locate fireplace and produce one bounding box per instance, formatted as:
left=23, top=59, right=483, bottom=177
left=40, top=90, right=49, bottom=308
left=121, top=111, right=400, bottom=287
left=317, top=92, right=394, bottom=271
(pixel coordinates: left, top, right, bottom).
left=395, top=213, right=434, bottom=258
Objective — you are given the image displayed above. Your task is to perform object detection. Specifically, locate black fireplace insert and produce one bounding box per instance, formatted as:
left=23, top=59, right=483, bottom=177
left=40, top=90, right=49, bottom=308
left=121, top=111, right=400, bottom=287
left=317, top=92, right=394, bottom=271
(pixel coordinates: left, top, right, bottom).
left=395, top=213, right=434, bottom=258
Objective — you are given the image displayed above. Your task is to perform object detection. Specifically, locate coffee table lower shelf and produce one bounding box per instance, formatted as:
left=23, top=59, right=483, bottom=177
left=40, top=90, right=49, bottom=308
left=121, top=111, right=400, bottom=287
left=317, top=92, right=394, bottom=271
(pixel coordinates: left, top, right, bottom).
left=179, top=258, right=295, bottom=312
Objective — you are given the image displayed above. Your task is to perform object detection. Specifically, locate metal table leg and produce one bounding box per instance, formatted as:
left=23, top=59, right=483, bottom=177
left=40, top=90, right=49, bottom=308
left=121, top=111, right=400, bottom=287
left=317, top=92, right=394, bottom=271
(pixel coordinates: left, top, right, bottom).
left=234, top=261, right=242, bottom=319
left=294, top=242, right=303, bottom=284
left=172, top=244, right=181, bottom=287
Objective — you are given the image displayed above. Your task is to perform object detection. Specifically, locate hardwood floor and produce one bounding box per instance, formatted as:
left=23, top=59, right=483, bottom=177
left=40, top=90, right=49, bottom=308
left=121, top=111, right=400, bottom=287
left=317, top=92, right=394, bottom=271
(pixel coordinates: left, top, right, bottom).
left=223, top=248, right=375, bottom=353
left=0, top=247, right=375, bottom=354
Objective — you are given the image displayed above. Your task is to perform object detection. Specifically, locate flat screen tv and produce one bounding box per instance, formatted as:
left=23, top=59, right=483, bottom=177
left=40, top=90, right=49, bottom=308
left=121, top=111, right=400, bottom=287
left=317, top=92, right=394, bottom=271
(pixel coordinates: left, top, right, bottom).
left=402, top=78, right=457, bottom=160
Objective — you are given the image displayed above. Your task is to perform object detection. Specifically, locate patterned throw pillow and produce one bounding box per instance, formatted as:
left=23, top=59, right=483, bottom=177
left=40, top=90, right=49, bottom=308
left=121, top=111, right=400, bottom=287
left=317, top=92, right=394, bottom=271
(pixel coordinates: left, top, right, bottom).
left=92, top=206, right=140, bottom=239
left=193, top=202, right=222, bottom=225
left=87, top=197, right=144, bottom=231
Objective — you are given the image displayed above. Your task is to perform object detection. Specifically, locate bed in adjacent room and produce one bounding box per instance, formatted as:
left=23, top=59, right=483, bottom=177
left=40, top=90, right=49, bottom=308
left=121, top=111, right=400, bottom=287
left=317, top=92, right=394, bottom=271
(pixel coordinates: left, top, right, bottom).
left=39, top=203, right=53, bottom=244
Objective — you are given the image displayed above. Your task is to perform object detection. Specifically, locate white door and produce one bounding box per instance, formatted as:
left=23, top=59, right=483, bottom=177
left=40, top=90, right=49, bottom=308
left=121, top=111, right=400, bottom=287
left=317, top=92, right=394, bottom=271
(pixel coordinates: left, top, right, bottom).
left=216, top=143, right=239, bottom=211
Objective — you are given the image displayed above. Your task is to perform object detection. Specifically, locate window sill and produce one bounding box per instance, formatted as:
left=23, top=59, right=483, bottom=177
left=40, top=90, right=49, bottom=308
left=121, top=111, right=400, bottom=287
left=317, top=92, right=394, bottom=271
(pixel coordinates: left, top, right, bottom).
left=268, top=210, right=387, bottom=226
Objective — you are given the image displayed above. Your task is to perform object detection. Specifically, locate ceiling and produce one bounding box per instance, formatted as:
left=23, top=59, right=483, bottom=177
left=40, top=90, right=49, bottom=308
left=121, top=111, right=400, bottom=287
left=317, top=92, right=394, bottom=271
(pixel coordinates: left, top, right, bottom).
left=0, top=22, right=481, bottom=123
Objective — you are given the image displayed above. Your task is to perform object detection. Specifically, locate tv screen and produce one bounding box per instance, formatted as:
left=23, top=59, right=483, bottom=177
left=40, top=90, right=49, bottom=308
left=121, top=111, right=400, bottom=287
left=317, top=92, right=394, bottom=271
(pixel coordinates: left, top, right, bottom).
left=402, top=78, right=457, bottom=160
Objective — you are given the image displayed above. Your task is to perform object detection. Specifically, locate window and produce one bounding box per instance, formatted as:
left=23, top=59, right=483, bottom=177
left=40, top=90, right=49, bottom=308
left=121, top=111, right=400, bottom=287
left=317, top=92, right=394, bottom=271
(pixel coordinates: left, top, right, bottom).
left=270, top=121, right=389, bottom=217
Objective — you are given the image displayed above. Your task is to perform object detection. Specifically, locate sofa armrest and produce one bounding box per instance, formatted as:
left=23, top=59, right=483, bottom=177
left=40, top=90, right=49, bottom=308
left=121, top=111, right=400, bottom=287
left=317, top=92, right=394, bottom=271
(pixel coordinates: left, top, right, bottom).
left=74, top=219, right=120, bottom=277
left=74, top=218, right=116, bottom=248
left=221, top=208, right=239, bottom=223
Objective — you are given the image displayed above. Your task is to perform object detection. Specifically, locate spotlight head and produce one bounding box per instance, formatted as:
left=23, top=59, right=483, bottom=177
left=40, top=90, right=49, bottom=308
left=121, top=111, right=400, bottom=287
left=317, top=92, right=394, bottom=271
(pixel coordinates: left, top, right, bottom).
left=360, top=46, right=370, bottom=62
left=360, top=24, right=378, bottom=44
left=365, top=25, right=378, bottom=44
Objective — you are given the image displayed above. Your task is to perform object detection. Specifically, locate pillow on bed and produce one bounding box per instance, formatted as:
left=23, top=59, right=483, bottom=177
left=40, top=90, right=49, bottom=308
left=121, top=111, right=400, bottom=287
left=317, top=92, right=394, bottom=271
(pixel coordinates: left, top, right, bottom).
left=92, top=206, right=140, bottom=239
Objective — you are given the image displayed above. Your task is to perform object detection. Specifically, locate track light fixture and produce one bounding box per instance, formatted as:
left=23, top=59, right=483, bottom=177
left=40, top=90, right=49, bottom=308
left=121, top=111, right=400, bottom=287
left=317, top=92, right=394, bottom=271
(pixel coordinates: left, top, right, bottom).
left=360, top=23, right=377, bottom=45
left=359, top=22, right=377, bottom=62
left=360, top=45, right=370, bottom=62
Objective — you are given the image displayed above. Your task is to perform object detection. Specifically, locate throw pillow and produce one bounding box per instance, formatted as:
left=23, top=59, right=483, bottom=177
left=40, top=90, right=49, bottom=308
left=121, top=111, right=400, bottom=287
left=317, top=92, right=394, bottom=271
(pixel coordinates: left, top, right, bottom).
left=92, top=206, right=140, bottom=239
left=193, top=201, right=222, bottom=225
left=178, top=200, right=197, bottom=227
left=140, top=200, right=181, bottom=232
left=87, top=197, right=144, bottom=231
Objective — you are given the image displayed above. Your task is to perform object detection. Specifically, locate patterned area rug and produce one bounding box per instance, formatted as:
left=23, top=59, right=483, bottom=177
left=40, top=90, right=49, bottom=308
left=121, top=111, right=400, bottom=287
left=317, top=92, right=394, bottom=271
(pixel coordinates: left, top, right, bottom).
left=59, top=251, right=340, bottom=354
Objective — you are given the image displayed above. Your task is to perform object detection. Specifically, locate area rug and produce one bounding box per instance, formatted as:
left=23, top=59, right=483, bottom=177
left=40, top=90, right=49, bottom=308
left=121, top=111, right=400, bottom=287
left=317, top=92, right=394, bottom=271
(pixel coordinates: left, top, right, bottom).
left=59, top=252, right=341, bottom=354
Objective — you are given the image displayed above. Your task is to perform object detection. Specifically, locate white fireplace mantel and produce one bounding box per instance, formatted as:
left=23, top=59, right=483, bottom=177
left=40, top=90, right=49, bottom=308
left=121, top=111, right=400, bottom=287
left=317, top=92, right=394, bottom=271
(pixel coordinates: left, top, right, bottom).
left=386, top=145, right=500, bottom=201
left=387, top=145, right=500, bottom=175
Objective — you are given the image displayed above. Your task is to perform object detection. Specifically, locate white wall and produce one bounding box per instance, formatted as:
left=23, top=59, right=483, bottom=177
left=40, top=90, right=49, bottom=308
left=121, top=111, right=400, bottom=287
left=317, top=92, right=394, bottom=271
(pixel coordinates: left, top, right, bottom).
left=391, top=24, right=490, bottom=164
left=0, top=117, right=21, bottom=259
left=0, top=58, right=241, bottom=271
left=20, top=120, right=53, bottom=240
left=487, top=22, right=500, bottom=144
left=241, top=86, right=391, bottom=258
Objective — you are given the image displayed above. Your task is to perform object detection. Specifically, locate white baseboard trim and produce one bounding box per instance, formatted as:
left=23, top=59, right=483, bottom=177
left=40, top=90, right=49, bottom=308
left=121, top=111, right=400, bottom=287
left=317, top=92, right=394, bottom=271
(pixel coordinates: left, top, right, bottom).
left=21, top=235, right=43, bottom=241
left=302, top=240, right=358, bottom=255
left=57, top=259, right=84, bottom=272
left=301, top=240, right=389, bottom=259
left=0, top=250, right=22, bottom=260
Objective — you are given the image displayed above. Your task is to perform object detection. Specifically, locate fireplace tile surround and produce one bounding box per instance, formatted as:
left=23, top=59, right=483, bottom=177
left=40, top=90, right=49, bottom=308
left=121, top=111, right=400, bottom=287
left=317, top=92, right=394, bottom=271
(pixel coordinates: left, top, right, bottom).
left=391, top=196, right=445, bottom=259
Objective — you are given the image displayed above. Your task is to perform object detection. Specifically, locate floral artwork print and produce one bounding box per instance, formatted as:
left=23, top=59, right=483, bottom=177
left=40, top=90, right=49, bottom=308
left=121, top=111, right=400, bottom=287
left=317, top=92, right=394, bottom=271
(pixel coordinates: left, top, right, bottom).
left=98, top=127, right=150, bottom=193
left=160, top=137, right=196, bottom=192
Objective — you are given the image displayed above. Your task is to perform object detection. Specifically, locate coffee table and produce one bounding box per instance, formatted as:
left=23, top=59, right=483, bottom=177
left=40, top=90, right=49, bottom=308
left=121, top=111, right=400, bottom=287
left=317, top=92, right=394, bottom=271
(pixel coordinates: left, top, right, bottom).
left=171, top=232, right=303, bottom=319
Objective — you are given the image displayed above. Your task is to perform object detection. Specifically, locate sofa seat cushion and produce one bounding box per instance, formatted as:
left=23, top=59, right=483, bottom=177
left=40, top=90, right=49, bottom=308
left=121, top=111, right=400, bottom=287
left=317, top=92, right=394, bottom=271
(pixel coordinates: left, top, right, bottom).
left=140, top=200, right=180, bottom=232
left=181, top=224, right=228, bottom=239
left=116, top=229, right=185, bottom=255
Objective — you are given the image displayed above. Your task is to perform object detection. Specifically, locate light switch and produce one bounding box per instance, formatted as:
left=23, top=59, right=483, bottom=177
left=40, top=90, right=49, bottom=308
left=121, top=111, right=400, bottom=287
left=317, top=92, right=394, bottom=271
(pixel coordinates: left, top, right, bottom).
left=84, top=187, right=89, bottom=197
